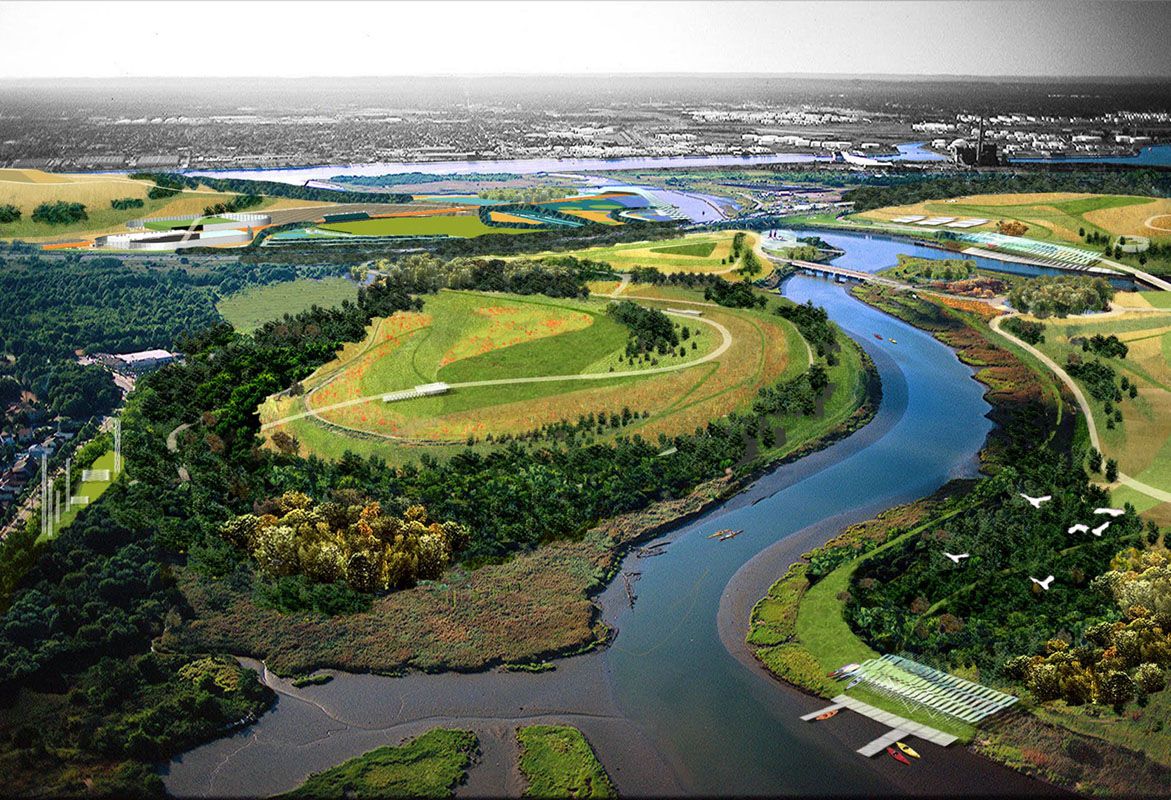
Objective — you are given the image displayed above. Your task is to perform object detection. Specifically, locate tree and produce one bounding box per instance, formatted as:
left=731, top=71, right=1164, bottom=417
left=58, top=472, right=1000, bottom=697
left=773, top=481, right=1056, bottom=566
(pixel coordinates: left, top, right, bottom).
left=0, top=204, right=21, bottom=224
left=1097, top=670, right=1136, bottom=711
left=1088, top=448, right=1103, bottom=473
left=1105, top=458, right=1119, bottom=483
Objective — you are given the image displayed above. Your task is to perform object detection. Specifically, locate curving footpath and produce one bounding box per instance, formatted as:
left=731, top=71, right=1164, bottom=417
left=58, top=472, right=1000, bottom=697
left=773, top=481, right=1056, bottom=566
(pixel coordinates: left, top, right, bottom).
left=989, top=314, right=1171, bottom=504
left=262, top=308, right=733, bottom=431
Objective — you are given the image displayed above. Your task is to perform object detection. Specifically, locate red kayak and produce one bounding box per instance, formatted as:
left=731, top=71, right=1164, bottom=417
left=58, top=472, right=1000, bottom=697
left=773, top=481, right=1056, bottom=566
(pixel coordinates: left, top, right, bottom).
left=873, top=333, right=884, bottom=340
left=887, top=746, right=911, bottom=765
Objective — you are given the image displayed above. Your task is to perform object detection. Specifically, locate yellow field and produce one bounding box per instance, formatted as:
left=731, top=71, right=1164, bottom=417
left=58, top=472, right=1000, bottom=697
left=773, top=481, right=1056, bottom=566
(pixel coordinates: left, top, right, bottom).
left=487, top=210, right=544, bottom=226
left=1084, top=197, right=1171, bottom=237
left=856, top=192, right=1171, bottom=244
left=562, top=208, right=621, bottom=225
left=260, top=287, right=802, bottom=463
left=518, top=230, right=761, bottom=274
left=1033, top=311, right=1171, bottom=523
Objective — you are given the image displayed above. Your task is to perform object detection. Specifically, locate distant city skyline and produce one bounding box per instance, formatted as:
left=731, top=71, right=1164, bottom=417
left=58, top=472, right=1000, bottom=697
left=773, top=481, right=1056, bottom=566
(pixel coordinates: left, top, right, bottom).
left=0, top=0, right=1168, bottom=80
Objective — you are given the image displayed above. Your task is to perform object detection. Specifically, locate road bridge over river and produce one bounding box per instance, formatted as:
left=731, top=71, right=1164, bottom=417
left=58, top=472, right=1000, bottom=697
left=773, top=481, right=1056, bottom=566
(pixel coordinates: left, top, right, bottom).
left=787, top=259, right=905, bottom=288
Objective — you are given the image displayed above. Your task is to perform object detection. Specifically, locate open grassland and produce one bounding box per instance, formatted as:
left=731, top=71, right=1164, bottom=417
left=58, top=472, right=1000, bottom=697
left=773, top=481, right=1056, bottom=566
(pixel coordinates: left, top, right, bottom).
left=517, top=725, right=616, bottom=799
left=282, top=728, right=478, bottom=799
left=319, top=213, right=535, bottom=238
left=521, top=230, right=757, bottom=274
left=216, top=278, right=358, bottom=333
left=856, top=192, right=1171, bottom=244
left=260, top=287, right=800, bottom=463
left=0, top=168, right=322, bottom=242
left=1031, top=310, right=1171, bottom=521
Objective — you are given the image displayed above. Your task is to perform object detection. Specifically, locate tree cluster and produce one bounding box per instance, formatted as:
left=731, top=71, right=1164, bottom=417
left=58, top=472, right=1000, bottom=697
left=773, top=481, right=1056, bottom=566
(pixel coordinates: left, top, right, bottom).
left=221, top=491, right=469, bottom=594
left=1007, top=276, right=1113, bottom=318
left=607, top=300, right=679, bottom=356
left=30, top=201, right=87, bottom=225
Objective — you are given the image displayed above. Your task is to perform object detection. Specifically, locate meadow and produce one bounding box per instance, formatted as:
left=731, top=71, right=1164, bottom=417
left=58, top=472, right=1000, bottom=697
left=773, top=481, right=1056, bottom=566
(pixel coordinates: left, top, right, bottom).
left=260, top=286, right=801, bottom=462
left=216, top=277, right=359, bottom=333
left=0, top=169, right=238, bottom=241
left=283, top=728, right=478, bottom=798
left=521, top=230, right=758, bottom=274
left=855, top=192, right=1171, bottom=244
left=319, top=213, right=536, bottom=238
left=1030, top=307, right=1171, bottom=522
left=517, top=725, right=615, bottom=798
left=0, top=168, right=321, bottom=243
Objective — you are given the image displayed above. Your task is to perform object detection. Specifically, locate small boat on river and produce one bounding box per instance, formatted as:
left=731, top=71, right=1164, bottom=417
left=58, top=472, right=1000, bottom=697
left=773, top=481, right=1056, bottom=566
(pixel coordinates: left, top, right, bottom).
left=887, top=746, right=912, bottom=765
left=814, top=709, right=840, bottom=721
left=716, top=528, right=743, bottom=541
left=896, top=741, right=920, bottom=759
left=889, top=338, right=897, bottom=344
left=873, top=333, right=884, bottom=340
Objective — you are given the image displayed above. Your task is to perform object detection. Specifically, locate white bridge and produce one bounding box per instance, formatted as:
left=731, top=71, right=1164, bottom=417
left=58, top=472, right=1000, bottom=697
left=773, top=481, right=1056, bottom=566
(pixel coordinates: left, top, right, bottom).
left=382, top=382, right=451, bottom=403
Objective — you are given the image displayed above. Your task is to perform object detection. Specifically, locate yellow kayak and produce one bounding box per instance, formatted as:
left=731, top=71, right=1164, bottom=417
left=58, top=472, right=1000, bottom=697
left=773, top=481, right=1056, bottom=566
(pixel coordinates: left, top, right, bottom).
left=896, top=741, right=920, bottom=759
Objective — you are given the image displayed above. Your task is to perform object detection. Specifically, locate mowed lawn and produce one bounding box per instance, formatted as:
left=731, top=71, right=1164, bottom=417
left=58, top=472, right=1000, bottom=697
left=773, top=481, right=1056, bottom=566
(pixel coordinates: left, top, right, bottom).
left=522, top=230, right=755, bottom=274
left=319, top=213, right=536, bottom=238
left=217, top=278, right=359, bottom=332
left=1032, top=311, right=1171, bottom=521
left=856, top=192, right=1171, bottom=244
left=261, top=286, right=800, bottom=463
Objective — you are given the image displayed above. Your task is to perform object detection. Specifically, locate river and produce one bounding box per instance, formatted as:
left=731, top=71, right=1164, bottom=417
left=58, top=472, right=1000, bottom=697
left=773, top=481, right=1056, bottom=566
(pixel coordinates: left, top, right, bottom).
left=163, top=231, right=1060, bottom=798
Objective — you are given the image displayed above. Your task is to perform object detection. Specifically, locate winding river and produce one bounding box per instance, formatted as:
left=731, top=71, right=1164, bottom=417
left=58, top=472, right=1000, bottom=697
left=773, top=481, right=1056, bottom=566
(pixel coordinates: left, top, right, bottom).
left=163, top=231, right=1061, bottom=797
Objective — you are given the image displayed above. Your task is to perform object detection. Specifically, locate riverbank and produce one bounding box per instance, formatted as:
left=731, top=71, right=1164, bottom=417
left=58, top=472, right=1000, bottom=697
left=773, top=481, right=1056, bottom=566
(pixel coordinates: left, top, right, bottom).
left=162, top=314, right=876, bottom=678
left=739, top=283, right=1171, bottom=796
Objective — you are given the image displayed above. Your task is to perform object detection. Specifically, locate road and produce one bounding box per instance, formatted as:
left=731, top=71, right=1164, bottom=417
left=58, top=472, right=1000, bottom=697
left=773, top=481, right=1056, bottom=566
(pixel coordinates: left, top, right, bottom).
left=989, top=314, right=1171, bottom=505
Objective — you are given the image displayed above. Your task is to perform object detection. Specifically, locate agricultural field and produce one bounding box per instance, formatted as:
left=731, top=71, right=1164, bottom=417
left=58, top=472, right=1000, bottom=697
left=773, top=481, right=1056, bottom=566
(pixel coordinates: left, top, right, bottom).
left=521, top=230, right=761, bottom=274
left=855, top=192, right=1171, bottom=245
left=216, top=277, right=359, bottom=333
left=1028, top=308, right=1171, bottom=522
left=260, top=286, right=804, bottom=463
left=0, top=168, right=302, bottom=242
left=318, top=213, right=536, bottom=238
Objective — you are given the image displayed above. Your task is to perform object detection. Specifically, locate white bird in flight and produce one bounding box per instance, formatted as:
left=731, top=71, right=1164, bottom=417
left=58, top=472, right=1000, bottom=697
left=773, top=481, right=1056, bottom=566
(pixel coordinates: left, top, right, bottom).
left=1067, top=524, right=1089, bottom=534
left=1021, top=494, right=1052, bottom=508
left=1092, top=521, right=1111, bottom=537
left=1094, top=507, right=1124, bottom=517
left=1030, top=575, right=1055, bottom=591
left=944, top=552, right=970, bottom=564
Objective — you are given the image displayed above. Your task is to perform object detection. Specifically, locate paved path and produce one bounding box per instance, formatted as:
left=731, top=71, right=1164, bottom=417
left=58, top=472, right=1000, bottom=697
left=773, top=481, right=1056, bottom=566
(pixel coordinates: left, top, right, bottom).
left=262, top=309, right=734, bottom=431
left=989, top=314, right=1171, bottom=505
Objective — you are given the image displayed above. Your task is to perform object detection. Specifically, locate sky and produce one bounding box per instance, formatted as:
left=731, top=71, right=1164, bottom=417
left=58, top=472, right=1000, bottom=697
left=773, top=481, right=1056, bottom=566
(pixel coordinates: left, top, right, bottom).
left=0, top=0, right=1168, bottom=79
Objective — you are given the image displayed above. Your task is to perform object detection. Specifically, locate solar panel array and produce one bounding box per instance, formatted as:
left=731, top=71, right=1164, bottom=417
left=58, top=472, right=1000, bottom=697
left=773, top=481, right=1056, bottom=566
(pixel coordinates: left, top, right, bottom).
left=852, top=654, right=1018, bottom=723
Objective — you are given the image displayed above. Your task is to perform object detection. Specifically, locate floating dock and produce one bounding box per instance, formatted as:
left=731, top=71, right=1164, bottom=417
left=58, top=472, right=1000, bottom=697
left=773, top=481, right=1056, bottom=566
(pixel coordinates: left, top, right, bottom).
left=802, top=694, right=958, bottom=757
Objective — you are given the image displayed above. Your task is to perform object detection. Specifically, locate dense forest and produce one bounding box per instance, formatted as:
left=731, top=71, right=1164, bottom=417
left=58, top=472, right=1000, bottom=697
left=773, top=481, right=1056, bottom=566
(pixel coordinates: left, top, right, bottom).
left=129, top=172, right=413, bottom=204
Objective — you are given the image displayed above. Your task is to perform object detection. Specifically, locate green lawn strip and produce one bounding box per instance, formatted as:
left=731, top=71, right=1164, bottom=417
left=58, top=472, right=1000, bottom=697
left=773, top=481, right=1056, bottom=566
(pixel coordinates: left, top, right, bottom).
left=281, top=728, right=478, bottom=799
left=516, top=725, right=616, bottom=799
left=648, top=240, right=717, bottom=257
left=39, top=449, right=118, bottom=543
left=1141, top=291, right=1171, bottom=309
left=753, top=505, right=978, bottom=741
left=217, top=278, right=359, bottom=333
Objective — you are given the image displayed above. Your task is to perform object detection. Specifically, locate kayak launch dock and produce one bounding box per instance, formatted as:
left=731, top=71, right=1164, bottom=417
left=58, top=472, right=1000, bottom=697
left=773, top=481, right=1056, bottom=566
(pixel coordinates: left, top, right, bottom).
left=803, top=695, right=958, bottom=757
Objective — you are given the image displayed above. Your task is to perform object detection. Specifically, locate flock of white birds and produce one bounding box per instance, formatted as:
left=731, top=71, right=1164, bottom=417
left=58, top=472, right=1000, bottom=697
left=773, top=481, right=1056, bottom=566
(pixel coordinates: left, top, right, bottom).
left=941, top=494, right=1124, bottom=592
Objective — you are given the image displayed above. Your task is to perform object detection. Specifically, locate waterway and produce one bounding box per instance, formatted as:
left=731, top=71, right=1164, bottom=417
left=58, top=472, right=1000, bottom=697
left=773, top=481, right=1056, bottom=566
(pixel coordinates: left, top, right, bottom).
left=770, top=227, right=1137, bottom=290
left=163, top=232, right=1061, bottom=798
left=1011, top=142, right=1171, bottom=167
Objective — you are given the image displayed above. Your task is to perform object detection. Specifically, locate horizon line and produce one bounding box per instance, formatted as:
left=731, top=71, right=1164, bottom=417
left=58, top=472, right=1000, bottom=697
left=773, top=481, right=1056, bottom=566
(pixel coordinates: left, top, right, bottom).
left=1, top=72, right=1169, bottom=82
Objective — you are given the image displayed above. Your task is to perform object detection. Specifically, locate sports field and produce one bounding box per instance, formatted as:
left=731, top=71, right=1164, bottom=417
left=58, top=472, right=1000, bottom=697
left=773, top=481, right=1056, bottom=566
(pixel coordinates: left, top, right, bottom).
left=521, top=230, right=761, bottom=274
left=856, top=192, right=1171, bottom=244
left=260, top=287, right=805, bottom=462
left=1031, top=309, right=1171, bottom=522
left=318, top=213, right=536, bottom=238
left=38, top=450, right=117, bottom=543
left=216, top=277, right=358, bottom=333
